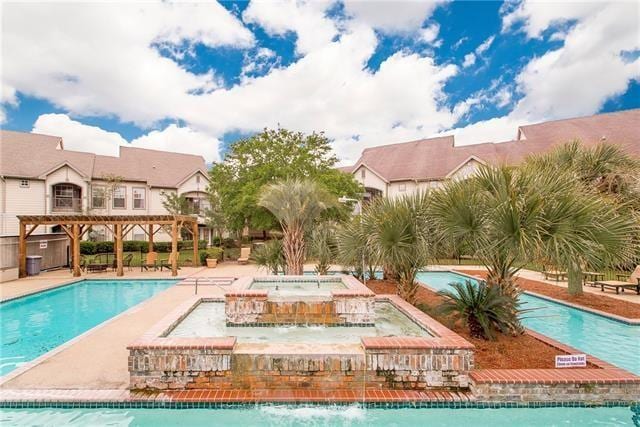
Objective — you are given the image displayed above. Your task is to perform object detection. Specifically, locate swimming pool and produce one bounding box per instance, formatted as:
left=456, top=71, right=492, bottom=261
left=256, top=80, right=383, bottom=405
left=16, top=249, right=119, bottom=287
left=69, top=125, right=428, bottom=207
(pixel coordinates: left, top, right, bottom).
left=0, top=279, right=176, bottom=376
left=0, top=405, right=637, bottom=426
left=416, top=271, right=640, bottom=374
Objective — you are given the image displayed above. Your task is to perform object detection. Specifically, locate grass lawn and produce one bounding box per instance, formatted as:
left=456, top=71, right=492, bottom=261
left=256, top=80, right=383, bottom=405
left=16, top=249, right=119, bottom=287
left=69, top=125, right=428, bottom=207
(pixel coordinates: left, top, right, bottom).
left=84, top=247, right=241, bottom=268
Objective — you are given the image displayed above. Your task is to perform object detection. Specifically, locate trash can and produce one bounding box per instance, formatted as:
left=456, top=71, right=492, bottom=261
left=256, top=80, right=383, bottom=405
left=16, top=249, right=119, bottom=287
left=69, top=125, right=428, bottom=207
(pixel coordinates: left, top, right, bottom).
left=26, top=255, right=43, bottom=276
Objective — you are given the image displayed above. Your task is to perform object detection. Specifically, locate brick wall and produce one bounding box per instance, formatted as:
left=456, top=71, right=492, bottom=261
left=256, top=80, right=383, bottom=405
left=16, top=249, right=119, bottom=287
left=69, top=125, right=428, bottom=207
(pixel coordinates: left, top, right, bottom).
left=470, top=381, right=640, bottom=402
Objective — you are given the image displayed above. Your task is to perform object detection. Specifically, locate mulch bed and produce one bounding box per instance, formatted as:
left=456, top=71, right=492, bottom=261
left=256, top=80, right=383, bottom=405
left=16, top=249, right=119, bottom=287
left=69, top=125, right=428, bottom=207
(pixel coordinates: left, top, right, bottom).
left=455, top=270, right=640, bottom=319
left=366, top=279, right=561, bottom=369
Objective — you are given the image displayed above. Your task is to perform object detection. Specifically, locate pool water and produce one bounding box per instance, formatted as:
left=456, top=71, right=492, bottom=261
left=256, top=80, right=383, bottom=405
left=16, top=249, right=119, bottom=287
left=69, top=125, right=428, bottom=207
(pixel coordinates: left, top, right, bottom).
left=249, top=279, right=346, bottom=297
left=0, top=279, right=176, bottom=376
left=0, top=405, right=637, bottom=426
left=168, top=301, right=431, bottom=343
left=416, top=271, right=640, bottom=374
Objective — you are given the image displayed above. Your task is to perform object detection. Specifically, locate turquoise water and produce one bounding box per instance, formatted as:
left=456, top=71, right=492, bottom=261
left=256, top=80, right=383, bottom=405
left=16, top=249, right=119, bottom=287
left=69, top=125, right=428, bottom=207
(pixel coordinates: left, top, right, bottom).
left=0, top=405, right=637, bottom=426
left=416, top=271, right=640, bottom=374
left=0, top=279, right=176, bottom=376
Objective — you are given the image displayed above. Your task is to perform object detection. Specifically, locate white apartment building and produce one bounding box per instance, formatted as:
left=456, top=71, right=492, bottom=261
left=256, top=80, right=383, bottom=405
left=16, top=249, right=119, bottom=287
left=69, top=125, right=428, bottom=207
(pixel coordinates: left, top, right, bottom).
left=342, top=109, right=640, bottom=200
left=0, top=130, right=214, bottom=276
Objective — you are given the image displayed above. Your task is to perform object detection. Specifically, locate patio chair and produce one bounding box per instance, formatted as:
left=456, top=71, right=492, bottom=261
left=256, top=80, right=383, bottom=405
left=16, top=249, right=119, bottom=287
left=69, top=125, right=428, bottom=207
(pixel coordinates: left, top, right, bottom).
left=111, top=253, right=134, bottom=271
left=237, top=247, right=251, bottom=265
left=594, top=266, right=640, bottom=295
left=86, top=255, right=108, bottom=273
left=159, top=252, right=180, bottom=271
left=142, top=251, right=158, bottom=271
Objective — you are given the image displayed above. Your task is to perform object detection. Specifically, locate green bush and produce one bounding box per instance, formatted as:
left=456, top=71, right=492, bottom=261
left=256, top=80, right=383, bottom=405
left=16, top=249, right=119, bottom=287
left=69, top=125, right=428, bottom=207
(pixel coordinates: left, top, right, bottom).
left=95, top=241, right=114, bottom=253
left=80, top=241, right=96, bottom=255
left=199, top=247, right=224, bottom=265
left=221, top=238, right=236, bottom=249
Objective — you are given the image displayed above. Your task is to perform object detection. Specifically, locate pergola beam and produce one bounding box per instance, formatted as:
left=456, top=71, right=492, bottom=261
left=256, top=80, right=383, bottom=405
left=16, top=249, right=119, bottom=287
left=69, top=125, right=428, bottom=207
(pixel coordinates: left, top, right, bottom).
left=17, top=215, right=198, bottom=278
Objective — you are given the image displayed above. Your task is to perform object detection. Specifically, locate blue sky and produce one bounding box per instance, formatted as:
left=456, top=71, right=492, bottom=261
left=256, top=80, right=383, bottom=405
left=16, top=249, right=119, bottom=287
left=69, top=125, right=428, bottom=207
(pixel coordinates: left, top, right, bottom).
left=2, top=1, right=639, bottom=163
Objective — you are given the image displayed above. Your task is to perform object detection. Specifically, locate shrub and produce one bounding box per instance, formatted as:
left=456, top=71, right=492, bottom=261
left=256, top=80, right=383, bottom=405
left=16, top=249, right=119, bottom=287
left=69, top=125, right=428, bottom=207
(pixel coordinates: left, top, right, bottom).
left=252, top=240, right=285, bottom=274
left=221, top=238, right=236, bottom=249
left=95, top=241, right=114, bottom=253
left=199, top=247, right=224, bottom=265
left=437, top=280, right=524, bottom=340
left=80, top=241, right=96, bottom=255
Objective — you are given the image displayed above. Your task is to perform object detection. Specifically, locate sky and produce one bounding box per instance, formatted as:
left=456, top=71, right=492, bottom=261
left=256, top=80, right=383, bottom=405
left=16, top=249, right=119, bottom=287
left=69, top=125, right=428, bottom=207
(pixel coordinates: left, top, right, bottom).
left=1, top=0, right=639, bottom=165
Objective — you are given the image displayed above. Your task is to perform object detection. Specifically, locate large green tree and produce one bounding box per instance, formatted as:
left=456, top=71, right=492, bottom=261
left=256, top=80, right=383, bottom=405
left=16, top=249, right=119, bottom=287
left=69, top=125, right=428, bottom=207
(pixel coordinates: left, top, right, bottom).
left=209, top=128, right=362, bottom=232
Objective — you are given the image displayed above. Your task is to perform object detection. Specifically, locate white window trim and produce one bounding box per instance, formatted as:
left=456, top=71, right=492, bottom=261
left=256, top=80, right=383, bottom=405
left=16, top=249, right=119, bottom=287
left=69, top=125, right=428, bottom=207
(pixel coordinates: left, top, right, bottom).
left=132, top=187, right=146, bottom=210
left=92, top=185, right=106, bottom=209
left=19, top=179, right=30, bottom=188
left=112, top=186, right=126, bottom=209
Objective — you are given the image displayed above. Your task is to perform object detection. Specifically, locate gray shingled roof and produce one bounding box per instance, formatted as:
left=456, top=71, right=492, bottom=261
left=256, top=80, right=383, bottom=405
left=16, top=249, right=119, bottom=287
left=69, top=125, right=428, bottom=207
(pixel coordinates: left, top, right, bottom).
left=0, top=130, right=208, bottom=188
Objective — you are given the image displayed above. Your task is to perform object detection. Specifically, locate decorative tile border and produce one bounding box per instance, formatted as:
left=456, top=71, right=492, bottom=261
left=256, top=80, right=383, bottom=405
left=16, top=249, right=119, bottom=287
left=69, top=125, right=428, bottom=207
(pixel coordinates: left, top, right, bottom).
left=1, top=388, right=639, bottom=409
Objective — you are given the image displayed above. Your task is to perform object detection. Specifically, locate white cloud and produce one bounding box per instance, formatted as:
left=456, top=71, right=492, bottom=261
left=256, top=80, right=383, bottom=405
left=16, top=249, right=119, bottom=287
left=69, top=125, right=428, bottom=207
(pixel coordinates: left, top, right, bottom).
left=475, top=35, right=494, bottom=55
left=32, top=114, right=221, bottom=163
left=2, top=1, right=253, bottom=127
left=462, top=53, right=476, bottom=68
left=418, top=23, right=440, bottom=44
left=342, top=0, right=446, bottom=33
left=243, top=1, right=338, bottom=55
left=450, top=1, right=639, bottom=145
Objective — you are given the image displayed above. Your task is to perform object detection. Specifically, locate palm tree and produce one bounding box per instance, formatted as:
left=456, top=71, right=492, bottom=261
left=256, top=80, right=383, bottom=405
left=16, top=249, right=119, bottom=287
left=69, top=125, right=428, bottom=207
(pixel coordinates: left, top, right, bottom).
left=258, top=179, right=335, bottom=275
left=336, top=216, right=374, bottom=281
left=252, top=239, right=285, bottom=275
left=429, top=162, right=638, bottom=297
left=309, top=221, right=338, bottom=275
left=360, top=192, right=432, bottom=303
left=437, top=280, right=523, bottom=340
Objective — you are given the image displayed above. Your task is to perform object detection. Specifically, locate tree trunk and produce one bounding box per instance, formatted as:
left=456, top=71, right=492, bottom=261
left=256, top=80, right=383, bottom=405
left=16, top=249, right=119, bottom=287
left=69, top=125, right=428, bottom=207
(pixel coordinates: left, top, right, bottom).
left=567, top=262, right=583, bottom=296
left=283, top=226, right=305, bottom=275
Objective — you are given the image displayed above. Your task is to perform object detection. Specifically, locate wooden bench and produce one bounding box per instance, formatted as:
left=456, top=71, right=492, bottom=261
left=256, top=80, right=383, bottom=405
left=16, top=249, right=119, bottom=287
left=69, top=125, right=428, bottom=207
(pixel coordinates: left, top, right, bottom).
left=594, top=280, right=640, bottom=295
left=543, top=271, right=567, bottom=281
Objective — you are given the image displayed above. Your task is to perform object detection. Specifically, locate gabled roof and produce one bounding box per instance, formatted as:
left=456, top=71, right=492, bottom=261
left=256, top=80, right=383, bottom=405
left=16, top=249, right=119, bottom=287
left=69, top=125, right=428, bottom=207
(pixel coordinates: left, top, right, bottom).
left=352, top=109, right=640, bottom=182
left=0, top=130, right=208, bottom=188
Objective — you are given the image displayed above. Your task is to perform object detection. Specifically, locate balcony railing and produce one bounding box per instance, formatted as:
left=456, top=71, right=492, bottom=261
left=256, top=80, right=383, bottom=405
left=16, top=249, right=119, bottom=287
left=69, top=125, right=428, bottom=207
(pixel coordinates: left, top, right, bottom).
left=52, top=197, right=82, bottom=212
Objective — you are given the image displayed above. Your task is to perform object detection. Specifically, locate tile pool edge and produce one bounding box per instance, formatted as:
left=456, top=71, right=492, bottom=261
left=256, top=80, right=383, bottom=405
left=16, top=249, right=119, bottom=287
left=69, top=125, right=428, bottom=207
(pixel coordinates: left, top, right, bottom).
left=0, top=388, right=639, bottom=408
left=0, top=280, right=179, bottom=387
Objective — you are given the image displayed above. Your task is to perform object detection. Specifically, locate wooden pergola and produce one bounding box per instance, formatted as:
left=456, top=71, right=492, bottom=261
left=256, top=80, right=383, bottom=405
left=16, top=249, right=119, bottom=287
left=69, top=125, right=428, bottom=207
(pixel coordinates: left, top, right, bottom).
left=17, top=214, right=199, bottom=278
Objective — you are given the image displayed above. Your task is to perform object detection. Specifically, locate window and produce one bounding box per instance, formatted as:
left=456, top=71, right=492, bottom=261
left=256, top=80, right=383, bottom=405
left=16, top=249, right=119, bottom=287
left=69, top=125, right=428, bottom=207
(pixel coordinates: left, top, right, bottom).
left=361, top=168, right=366, bottom=180
left=92, top=186, right=106, bottom=209
left=133, top=187, right=146, bottom=209
left=113, top=186, right=126, bottom=209
left=196, top=174, right=201, bottom=184
left=19, top=179, right=29, bottom=188
left=52, top=184, right=81, bottom=211
left=398, top=183, right=406, bottom=192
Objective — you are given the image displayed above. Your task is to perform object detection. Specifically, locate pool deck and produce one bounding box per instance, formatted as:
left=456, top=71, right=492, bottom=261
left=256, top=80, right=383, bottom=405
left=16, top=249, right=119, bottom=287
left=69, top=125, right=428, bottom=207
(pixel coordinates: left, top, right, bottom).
left=1, top=263, right=639, bottom=405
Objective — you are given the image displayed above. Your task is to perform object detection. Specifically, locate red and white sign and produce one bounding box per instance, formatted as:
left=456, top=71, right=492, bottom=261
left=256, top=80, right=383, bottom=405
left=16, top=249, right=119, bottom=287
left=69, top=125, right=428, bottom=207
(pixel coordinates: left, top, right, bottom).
left=555, top=354, right=587, bottom=368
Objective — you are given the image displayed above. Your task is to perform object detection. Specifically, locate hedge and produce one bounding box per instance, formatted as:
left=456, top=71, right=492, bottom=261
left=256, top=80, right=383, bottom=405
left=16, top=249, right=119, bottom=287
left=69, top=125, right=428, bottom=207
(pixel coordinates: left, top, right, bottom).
left=80, top=239, right=207, bottom=255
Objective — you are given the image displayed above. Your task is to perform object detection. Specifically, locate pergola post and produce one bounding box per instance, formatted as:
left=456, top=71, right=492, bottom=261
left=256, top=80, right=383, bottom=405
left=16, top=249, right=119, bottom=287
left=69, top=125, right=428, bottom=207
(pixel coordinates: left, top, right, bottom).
left=72, top=223, right=81, bottom=277
left=192, top=221, right=199, bottom=267
left=115, top=223, right=124, bottom=277
left=148, top=224, right=154, bottom=253
left=18, top=220, right=27, bottom=278
left=171, top=219, right=178, bottom=276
